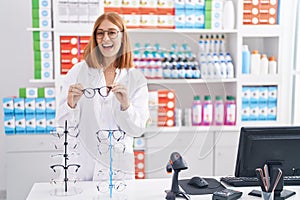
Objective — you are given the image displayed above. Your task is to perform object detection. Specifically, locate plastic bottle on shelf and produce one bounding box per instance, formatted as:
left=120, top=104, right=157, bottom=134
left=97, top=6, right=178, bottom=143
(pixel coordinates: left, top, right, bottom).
left=260, top=54, right=269, bottom=74
left=250, top=50, right=261, bottom=75
left=192, top=95, right=202, bottom=126
left=226, top=60, right=234, bottom=78
left=214, top=96, right=224, bottom=125
left=224, top=96, right=236, bottom=125
left=213, top=61, right=221, bottom=79
left=200, top=62, right=208, bottom=79
left=222, top=0, right=235, bottom=29
left=202, top=95, right=213, bottom=125
left=268, top=56, right=277, bottom=74
left=220, top=60, right=227, bottom=79
left=242, top=45, right=250, bottom=74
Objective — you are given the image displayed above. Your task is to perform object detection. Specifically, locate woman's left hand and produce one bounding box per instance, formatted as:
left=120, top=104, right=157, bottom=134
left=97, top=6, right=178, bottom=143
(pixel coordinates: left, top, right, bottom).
left=111, top=83, right=130, bottom=110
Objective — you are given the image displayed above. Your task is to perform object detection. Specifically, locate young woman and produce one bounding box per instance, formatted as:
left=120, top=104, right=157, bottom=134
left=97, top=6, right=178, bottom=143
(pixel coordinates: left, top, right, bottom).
left=56, top=12, right=150, bottom=181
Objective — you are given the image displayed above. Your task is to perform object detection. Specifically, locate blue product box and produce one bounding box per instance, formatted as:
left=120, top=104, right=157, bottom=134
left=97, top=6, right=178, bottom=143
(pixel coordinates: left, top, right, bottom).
left=175, top=8, right=185, bottom=29
left=249, top=102, right=259, bottom=121
left=36, top=113, right=46, bottom=133
left=268, top=86, right=278, bottom=103
left=46, top=113, right=55, bottom=133
left=4, top=115, right=15, bottom=134
left=14, top=98, right=25, bottom=115
left=250, top=87, right=259, bottom=103
left=46, top=98, right=56, bottom=114
left=3, top=97, right=14, bottom=116
left=184, top=0, right=195, bottom=10
left=258, top=102, right=268, bottom=120
left=195, top=0, right=205, bottom=10
left=15, top=114, right=26, bottom=134
left=174, top=0, right=185, bottom=9
left=25, top=114, right=36, bottom=134
left=35, top=98, right=46, bottom=114
left=267, top=102, right=277, bottom=120
left=259, top=86, right=268, bottom=103
left=25, top=98, right=36, bottom=115
left=194, top=9, right=205, bottom=29
left=241, top=102, right=250, bottom=121
left=185, top=9, right=195, bottom=28
left=242, top=87, right=250, bottom=103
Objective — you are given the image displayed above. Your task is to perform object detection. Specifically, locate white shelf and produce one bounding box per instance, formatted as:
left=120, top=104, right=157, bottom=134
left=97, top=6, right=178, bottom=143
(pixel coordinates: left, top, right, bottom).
left=238, top=74, right=280, bottom=85
left=128, top=28, right=238, bottom=34
left=26, top=28, right=54, bottom=32
left=145, top=126, right=239, bottom=134
left=239, top=25, right=281, bottom=37
left=147, top=78, right=237, bottom=84
left=29, top=79, right=55, bottom=84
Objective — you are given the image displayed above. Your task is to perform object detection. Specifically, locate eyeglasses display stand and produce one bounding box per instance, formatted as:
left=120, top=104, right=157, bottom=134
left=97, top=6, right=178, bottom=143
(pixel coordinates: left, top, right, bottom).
left=49, top=120, right=83, bottom=196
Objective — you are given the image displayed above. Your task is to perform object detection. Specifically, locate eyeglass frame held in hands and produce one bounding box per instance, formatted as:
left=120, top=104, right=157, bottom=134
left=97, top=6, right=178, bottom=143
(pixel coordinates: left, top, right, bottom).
left=82, top=86, right=112, bottom=98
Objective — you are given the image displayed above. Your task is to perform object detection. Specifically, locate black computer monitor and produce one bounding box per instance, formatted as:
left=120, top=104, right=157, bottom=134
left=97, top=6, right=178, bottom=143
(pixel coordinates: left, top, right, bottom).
left=235, top=126, right=300, bottom=177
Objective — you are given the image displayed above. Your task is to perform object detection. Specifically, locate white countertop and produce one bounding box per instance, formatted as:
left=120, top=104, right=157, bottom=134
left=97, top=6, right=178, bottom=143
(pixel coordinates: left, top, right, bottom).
left=26, top=178, right=299, bottom=200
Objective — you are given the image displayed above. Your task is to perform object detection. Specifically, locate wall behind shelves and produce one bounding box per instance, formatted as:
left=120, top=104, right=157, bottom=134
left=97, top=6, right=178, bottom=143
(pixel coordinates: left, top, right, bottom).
left=0, top=1, right=34, bottom=191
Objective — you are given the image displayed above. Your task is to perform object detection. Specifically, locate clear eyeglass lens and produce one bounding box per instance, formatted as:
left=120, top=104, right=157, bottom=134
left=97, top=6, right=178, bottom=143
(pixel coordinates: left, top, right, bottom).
left=97, top=30, right=118, bottom=39
left=113, top=130, right=125, bottom=141
left=99, top=86, right=110, bottom=97
left=98, top=143, right=109, bottom=155
left=83, top=88, right=95, bottom=98
left=97, top=182, right=109, bottom=193
left=97, top=130, right=109, bottom=141
left=115, top=181, right=127, bottom=192
left=114, top=143, right=125, bottom=154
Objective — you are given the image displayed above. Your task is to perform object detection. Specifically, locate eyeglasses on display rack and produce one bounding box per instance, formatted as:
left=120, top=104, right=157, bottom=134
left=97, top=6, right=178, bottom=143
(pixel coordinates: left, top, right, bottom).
left=96, top=181, right=127, bottom=193
left=82, top=86, right=112, bottom=98
left=50, top=124, right=80, bottom=138
left=97, top=141, right=126, bottom=155
left=97, top=168, right=125, bottom=181
left=96, top=129, right=126, bottom=142
left=95, top=29, right=122, bottom=40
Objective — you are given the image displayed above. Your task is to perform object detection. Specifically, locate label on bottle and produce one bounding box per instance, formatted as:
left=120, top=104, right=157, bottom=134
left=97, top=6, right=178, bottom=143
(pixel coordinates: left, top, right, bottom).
left=226, top=104, right=236, bottom=123
left=192, top=104, right=202, bottom=124
left=203, top=104, right=212, bottom=124
left=215, top=103, right=224, bottom=124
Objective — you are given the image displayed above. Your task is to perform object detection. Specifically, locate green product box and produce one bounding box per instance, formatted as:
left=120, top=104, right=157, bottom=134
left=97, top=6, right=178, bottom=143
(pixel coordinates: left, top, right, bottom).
left=34, top=60, right=41, bottom=71
left=34, top=70, right=41, bottom=79
left=205, top=20, right=212, bottom=29
left=19, top=88, right=27, bottom=98
left=34, top=51, right=41, bottom=61
left=38, top=88, right=45, bottom=98
left=32, top=8, right=40, bottom=19
left=32, top=0, right=39, bottom=9
left=205, top=10, right=212, bottom=20
left=205, top=0, right=212, bottom=11
left=32, top=18, right=40, bottom=28
left=33, top=40, right=41, bottom=51
left=33, top=31, right=40, bottom=41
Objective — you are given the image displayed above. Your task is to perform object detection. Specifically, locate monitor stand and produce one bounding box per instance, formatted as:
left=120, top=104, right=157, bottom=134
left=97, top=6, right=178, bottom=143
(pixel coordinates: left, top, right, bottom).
left=274, top=189, right=296, bottom=200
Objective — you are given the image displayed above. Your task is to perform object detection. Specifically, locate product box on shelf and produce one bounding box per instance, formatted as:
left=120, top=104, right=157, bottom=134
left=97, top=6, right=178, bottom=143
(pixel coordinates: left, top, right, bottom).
left=4, top=115, right=15, bottom=134
left=25, top=114, right=36, bottom=134
left=134, top=150, right=145, bottom=179
left=15, top=114, right=26, bottom=134
left=14, top=98, right=25, bottom=115
left=25, top=98, right=36, bottom=115
left=3, top=97, right=14, bottom=116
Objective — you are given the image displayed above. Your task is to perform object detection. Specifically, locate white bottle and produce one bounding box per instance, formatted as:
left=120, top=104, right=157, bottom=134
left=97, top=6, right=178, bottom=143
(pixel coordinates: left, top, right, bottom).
left=220, top=60, right=227, bottom=79
left=250, top=50, right=261, bottom=75
left=260, top=54, right=269, bottom=74
left=222, top=0, right=235, bottom=29
left=200, top=61, right=208, bottom=79
left=213, top=61, right=221, bottom=79
left=268, top=56, right=277, bottom=74
left=226, top=61, right=234, bottom=78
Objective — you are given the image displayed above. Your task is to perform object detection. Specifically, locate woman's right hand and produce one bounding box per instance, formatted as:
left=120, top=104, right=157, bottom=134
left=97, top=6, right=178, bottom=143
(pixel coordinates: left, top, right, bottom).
left=67, top=83, right=83, bottom=108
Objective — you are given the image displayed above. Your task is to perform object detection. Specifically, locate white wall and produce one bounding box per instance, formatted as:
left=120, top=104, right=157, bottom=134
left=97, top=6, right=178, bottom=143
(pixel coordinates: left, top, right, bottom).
left=0, top=1, right=33, bottom=190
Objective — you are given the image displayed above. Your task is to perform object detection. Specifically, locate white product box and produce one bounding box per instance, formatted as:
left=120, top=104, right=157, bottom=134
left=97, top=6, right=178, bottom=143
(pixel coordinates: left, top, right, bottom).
left=241, top=102, right=250, bottom=121
left=212, top=0, right=223, bottom=11
left=267, top=102, right=277, bottom=120
left=122, top=14, right=140, bottom=28
left=40, top=18, right=52, bottom=28
left=268, top=86, right=277, bottom=102
left=157, top=0, right=174, bottom=9
left=3, top=97, right=14, bottom=115
left=45, top=87, right=56, bottom=98
left=40, top=31, right=52, bottom=41
left=259, top=86, right=268, bottom=103
left=36, top=113, right=46, bottom=133
left=42, top=60, right=53, bottom=71
left=242, top=87, right=250, bottom=103
left=122, top=0, right=140, bottom=8
left=40, top=41, right=53, bottom=51
left=46, top=98, right=56, bottom=114
left=46, top=113, right=55, bottom=133
left=26, top=88, right=38, bottom=98
left=140, top=14, right=158, bottom=28
left=250, top=87, right=259, bottom=103
left=39, top=8, right=52, bottom=19
left=259, top=102, right=268, bottom=120
left=42, top=68, right=53, bottom=80
left=194, top=0, right=205, bottom=10
left=104, top=0, right=122, bottom=7
left=14, top=98, right=25, bottom=115
left=249, top=102, right=259, bottom=120
left=15, top=114, right=26, bottom=134
left=148, top=108, right=158, bottom=127
left=148, top=91, right=158, bottom=107
left=35, top=98, right=46, bottom=114
left=140, top=0, right=157, bottom=9
left=40, top=0, right=52, bottom=9
left=41, top=51, right=53, bottom=62
left=25, top=98, right=36, bottom=114
left=26, top=114, right=36, bottom=134
left=4, top=115, right=15, bottom=134
left=134, top=137, right=145, bottom=149
left=157, top=14, right=175, bottom=28
left=78, top=3, right=89, bottom=23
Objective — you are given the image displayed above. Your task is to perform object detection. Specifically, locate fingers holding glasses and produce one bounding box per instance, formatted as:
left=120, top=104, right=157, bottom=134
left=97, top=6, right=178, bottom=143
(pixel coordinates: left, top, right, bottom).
left=110, top=83, right=130, bottom=111
left=67, top=83, right=84, bottom=109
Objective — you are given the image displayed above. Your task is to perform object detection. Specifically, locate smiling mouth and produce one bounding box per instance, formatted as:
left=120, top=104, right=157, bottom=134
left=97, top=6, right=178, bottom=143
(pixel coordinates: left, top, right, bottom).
left=102, top=44, right=113, bottom=49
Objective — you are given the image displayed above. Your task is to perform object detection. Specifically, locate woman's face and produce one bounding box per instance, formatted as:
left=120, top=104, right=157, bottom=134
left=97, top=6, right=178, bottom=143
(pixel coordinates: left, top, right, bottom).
left=96, top=19, right=122, bottom=59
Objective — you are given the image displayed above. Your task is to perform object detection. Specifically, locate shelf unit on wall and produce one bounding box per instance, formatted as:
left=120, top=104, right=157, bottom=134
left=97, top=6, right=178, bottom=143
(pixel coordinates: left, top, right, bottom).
left=49, top=0, right=293, bottom=177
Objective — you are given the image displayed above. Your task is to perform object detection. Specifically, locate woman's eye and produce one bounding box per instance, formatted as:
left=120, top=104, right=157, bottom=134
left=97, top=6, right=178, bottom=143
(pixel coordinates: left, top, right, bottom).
left=109, top=31, right=117, bottom=36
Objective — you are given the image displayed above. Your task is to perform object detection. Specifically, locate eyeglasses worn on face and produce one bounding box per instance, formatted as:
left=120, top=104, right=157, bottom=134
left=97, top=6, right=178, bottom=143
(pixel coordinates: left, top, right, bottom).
left=96, top=29, right=121, bottom=40
left=82, top=86, right=112, bottom=98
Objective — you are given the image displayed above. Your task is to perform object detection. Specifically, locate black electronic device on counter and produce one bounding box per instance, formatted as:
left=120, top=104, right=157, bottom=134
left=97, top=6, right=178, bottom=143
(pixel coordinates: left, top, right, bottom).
left=212, top=189, right=242, bottom=200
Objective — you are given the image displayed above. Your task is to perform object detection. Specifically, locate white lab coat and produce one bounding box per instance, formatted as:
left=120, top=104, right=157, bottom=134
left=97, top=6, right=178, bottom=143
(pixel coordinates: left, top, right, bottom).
left=56, top=61, right=149, bottom=181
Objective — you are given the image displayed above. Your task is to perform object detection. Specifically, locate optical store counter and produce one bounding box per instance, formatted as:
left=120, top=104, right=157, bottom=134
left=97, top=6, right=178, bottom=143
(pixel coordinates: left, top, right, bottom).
left=26, top=178, right=299, bottom=200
